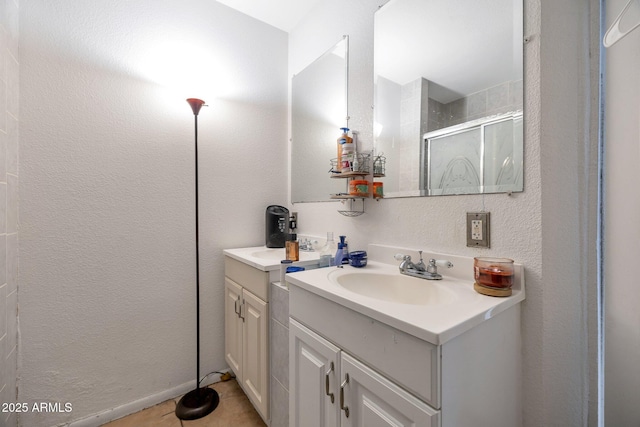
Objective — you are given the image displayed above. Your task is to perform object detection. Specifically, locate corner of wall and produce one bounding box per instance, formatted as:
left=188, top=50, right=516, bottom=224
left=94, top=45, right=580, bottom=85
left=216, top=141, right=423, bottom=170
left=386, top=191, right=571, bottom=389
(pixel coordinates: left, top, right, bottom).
left=1, top=0, right=20, bottom=426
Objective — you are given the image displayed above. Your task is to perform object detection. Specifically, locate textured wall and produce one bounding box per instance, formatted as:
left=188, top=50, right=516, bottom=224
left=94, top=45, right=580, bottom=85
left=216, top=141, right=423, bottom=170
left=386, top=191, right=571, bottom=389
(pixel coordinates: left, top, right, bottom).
left=12, top=0, right=602, bottom=425
left=288, top=0, right=599, bottom=425
left=0, top=0, right=19, bottom=426
left=18, top=1, right=287, bottom=425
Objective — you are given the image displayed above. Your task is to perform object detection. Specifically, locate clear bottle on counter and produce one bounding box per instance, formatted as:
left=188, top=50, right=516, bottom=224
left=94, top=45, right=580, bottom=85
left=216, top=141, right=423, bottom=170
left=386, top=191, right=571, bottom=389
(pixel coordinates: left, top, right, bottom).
left=318, top=232, right=337, bottom=267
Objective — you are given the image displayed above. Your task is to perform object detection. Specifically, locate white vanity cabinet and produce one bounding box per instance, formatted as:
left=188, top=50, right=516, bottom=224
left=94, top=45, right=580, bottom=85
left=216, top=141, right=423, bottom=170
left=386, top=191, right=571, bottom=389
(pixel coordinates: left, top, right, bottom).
left=289, top=282, right=522, bottom=427
left=224, top=256, right=269, bottom=421
left=290, top=318, right=438, bottom=427
left=289, top=318, right=340, bottom=427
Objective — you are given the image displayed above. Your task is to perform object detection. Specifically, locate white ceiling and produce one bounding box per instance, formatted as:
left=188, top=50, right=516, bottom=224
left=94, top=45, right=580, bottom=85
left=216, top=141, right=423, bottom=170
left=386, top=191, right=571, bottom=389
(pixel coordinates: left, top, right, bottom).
left=216, top=0, right=322, bottom=32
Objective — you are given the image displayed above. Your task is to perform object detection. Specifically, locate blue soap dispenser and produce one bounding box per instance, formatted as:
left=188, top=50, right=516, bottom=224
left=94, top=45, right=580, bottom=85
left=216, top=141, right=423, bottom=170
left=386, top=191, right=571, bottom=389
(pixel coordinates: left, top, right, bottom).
left=339, top=235, right=349, bottom=264
left=334, top=241, right=344, bottom=267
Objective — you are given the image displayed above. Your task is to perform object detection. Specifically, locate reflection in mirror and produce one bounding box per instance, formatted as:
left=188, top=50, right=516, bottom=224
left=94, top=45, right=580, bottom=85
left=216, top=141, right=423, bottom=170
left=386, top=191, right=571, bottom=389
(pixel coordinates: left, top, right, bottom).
left=292, top=37, right=348, bottom=203
left=374, top=0, right=523, bottom=197
left=424, top=112, right=523, bottom=195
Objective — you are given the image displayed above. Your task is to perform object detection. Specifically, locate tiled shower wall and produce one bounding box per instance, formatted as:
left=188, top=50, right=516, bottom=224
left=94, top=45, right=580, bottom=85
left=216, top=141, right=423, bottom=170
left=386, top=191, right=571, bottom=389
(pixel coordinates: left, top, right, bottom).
left=0, top=0, right=19, bottom=426
left=397, top=78, right=428, bottom=192
left=428, top=79, right=524, bottom=131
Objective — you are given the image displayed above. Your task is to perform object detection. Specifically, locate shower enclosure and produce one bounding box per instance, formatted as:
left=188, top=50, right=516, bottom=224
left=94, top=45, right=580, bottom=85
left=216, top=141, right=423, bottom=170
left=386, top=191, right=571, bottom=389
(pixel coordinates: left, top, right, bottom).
left=422, top=112, right=523, bottom=195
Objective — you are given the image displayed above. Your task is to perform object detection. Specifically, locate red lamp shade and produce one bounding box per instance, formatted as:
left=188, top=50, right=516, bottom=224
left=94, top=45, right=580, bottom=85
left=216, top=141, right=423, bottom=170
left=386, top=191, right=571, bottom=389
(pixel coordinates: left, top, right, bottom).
left=187, top=98, right=205, bottom=116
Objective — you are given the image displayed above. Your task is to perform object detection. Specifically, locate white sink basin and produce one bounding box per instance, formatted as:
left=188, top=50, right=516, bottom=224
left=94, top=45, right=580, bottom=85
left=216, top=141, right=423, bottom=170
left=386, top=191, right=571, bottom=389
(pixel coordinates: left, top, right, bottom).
left=250, top=248, right=316, bottom=261
left=284, top=245, right=525, bottom=344
left=330, top=271, right=458, bottom=306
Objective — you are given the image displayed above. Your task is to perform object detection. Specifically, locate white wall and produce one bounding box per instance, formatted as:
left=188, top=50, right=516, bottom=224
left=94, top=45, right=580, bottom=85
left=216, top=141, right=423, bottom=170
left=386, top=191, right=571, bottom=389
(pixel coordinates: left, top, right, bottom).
left=18, top=1, right=288, bottom=425
left=288, top=0, right=600, bottom=425
left=13, top=0, right=603, bottom=425
left=603, top=0, right=640, bottom=424
left=0, top=0, right=20, bottom=426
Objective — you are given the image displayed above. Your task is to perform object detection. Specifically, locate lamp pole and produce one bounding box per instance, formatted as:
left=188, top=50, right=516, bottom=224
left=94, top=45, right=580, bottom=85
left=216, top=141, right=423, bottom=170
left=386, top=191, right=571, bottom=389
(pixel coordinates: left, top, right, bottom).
left=175, top=98, right=220, bottom=420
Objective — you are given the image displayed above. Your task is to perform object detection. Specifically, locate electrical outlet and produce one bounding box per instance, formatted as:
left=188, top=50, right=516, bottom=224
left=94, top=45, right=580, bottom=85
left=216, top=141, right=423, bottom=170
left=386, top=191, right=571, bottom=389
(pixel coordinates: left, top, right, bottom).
left=471, top=219, right=483, bottom=240
left=467, top=212, right=490, bottom=248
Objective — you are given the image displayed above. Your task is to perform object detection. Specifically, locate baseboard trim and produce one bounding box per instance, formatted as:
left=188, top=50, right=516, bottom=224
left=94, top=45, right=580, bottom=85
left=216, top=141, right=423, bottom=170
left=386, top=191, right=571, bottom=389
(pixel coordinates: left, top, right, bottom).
left=63, top=371, right=228, bottom=427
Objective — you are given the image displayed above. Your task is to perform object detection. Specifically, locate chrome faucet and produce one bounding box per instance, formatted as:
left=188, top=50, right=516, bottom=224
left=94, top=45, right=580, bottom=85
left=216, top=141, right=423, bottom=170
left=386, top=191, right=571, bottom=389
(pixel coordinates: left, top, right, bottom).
left=394, top=252, right=453, bottom=280
left=414, top=250, right=427, bottom=272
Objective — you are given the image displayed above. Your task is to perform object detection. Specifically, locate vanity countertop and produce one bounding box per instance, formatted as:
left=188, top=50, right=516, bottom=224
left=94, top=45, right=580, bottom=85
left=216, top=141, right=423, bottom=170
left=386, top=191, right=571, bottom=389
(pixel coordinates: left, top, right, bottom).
left=223, top=245, right=320, bottom=272
left=286, top=244, right=525, bottom=345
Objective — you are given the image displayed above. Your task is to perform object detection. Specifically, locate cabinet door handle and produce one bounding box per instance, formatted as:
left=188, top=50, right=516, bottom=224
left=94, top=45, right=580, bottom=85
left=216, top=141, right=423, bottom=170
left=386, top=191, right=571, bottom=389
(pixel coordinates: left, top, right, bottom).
left=235, top=296, right=245, bottom=321
left=325, top=362, right=335, bottom=403
left=234, top=297, right=240, bottom=316
left=340, top=373, right=349, bottom=418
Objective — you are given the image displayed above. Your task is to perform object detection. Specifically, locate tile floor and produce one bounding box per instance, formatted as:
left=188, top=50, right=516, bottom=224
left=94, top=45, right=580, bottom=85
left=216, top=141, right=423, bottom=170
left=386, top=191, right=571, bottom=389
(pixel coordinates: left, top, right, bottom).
left=101, top=379, right=267, bottom=427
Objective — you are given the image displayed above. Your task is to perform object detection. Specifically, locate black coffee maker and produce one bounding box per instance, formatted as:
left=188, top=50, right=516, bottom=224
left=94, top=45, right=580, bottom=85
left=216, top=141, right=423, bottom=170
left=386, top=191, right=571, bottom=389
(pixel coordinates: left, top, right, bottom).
left=265, top=205, right=290, bottom=248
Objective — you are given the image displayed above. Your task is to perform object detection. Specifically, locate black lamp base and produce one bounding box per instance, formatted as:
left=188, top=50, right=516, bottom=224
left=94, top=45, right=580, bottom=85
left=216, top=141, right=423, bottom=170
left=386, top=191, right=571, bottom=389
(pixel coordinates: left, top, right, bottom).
left=175, top=387, right=219, bottom=420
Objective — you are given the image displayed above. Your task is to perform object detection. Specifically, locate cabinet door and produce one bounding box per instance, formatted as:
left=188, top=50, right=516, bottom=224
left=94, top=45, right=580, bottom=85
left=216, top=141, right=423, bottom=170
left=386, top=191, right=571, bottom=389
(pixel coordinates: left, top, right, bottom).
left=340, top=352, right=439, bottom=427
left=242, top=288, right=269, bottom=420
left=290, top=319, right=341, bottom=427
left=224, top=278, right=243, bottom=380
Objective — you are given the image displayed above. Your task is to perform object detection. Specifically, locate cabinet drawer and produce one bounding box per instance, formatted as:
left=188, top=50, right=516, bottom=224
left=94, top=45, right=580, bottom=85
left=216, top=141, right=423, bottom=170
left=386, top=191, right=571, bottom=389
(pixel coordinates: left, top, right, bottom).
left=225, top=256, right=269, bottom=301
left=290, top=285, right=440, bottom=408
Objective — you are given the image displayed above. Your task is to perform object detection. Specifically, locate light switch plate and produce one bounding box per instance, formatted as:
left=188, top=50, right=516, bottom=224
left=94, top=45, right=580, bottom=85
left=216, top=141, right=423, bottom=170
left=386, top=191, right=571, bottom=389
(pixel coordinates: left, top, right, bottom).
left=467, top=212, right=490, bottom=247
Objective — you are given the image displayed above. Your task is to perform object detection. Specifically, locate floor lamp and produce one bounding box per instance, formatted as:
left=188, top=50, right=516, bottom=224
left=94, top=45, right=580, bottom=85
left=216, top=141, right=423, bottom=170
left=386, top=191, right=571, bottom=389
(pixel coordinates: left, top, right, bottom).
left=175, top=98, right=220, bottom=420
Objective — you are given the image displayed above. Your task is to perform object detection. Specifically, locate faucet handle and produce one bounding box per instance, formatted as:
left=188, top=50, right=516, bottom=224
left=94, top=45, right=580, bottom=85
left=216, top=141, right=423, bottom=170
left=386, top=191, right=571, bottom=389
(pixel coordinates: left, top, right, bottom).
left=394, top=253, right=410, bottom=261
left=427, top=259, right=453, bottom=273
left=431, top=259, right=453, bottom=268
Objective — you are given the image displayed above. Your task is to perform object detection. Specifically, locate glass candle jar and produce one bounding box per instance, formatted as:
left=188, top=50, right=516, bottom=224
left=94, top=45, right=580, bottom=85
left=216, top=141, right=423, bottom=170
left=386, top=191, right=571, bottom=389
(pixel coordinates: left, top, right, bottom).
left=474, top=257, right=514, bottom=289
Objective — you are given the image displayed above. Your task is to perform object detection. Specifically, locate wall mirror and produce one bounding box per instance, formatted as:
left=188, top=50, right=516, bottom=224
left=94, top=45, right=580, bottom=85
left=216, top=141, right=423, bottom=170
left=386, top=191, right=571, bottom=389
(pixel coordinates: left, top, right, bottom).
left=374, top=0, right=523, bottom=197
left=292, top=36, right=349, bottom=203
